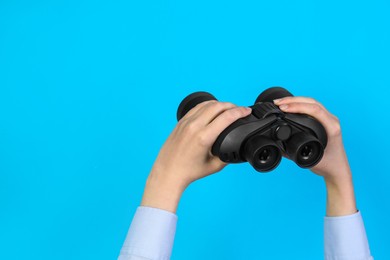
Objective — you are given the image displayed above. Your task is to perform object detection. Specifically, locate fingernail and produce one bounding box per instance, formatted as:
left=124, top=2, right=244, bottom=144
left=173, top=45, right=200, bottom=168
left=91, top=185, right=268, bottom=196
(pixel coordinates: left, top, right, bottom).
left=279, top=104, right=288, bottom=110
left=273, top=98, right=283, bottom=104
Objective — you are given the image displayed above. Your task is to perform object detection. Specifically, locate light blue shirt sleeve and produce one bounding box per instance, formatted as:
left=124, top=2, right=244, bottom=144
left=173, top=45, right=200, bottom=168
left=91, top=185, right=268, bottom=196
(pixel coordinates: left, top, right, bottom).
left=118, top=206, right=178, bottom=260
left=118, top=206, right=373, bottom=260
left=324, top=211, right=373, bottom=260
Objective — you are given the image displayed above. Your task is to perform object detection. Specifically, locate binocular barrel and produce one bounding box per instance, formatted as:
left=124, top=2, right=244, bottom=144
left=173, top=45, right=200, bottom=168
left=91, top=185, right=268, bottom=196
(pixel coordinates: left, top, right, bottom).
left=176, top=92, right=217, bottom=121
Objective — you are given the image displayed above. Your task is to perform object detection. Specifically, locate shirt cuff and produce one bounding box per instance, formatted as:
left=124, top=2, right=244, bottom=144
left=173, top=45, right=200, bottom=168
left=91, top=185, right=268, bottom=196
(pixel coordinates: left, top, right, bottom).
left=324, top=211, right=373, bottom=260
left=118, top=206, right=178, bottom=260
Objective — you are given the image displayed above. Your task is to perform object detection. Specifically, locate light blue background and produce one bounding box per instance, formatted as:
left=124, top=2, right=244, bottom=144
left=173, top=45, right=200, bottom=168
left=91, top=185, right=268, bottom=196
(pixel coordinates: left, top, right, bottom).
left=0, top=0, right=389, bottom=259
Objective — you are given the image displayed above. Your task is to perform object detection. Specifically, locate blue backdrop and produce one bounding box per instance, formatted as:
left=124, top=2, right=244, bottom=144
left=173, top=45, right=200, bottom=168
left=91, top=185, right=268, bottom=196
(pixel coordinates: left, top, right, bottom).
left=0, top=1, right=389, bottom=259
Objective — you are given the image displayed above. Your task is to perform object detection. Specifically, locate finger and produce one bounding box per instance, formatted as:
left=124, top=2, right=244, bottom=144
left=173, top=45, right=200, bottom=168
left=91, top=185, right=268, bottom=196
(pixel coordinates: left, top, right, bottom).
left=278, top=102, right=340, bottom=137
left=179, top=100, right=218, bottom=121
left=202, top=106, right=252, bottom=146
left=274, top=96, right=325, bottom=109
left=190, top=101, right=237, bottom=126
left=175, top=101, right=237, bottom=137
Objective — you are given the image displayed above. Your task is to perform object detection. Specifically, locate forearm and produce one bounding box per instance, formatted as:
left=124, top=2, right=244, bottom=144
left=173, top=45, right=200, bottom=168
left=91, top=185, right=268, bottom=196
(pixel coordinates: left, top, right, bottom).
left=140, top=169, right=187, bottom=214
left=324, top=170, right=357, bottom=217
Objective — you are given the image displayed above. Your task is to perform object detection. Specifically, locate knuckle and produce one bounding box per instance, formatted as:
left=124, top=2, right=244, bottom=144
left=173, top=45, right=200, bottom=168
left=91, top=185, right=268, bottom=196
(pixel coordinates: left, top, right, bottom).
left=281, top=102, right=295, bottom=111
left=330, top=117, right=342, bottom=136
left=330, top=124, right=341, bottom=137
left=213, top=102, right=226, bottom=110
left=221, top=101, right=235, bottom=108
left=199, top=100, right=217, bottom=109
left=226, top=108, right=242, bottom=119
left=176, top=118, right=186, bottom=129
left=184, top=121, right=199, bottom=134
left=214, top=101, right=235, bottom=110
left=286, top=102, right=295, bottom=109
left=195, top=101, right=208, bottom=109
left=205, top=100, right=217, bottom=105
left=311, top=103, right=322, bottom=113
left=197, top=131, right=210, bottom=147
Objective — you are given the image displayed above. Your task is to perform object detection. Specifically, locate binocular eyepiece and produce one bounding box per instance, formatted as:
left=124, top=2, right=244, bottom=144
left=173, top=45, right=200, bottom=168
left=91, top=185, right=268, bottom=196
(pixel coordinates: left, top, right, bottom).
left=177, top=87, right=327, bottom=172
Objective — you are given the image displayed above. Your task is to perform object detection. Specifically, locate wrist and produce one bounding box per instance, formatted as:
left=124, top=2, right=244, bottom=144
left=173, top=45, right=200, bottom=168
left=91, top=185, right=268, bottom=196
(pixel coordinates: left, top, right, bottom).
left=140, top=170, right=188, bottom=214
left=324, top=172, right=357, bottom=216
left=324, top=169, right=352, bottom=189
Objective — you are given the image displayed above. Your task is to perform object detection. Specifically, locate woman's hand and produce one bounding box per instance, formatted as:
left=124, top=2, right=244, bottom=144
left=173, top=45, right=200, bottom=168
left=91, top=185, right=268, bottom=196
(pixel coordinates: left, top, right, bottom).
left=141, top=101, right=252, bottom=213
left=274, top=96, right=357, bottom=216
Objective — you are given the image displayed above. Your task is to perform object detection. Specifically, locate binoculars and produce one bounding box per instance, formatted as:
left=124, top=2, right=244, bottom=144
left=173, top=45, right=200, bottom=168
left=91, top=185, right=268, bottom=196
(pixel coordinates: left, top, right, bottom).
left=176, top=87, right=328, bottom=172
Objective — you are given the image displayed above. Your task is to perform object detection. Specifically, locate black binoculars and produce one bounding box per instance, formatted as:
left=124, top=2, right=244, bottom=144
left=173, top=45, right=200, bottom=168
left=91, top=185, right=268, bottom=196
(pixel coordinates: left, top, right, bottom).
left=176, top=87, right=328, bottom=172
